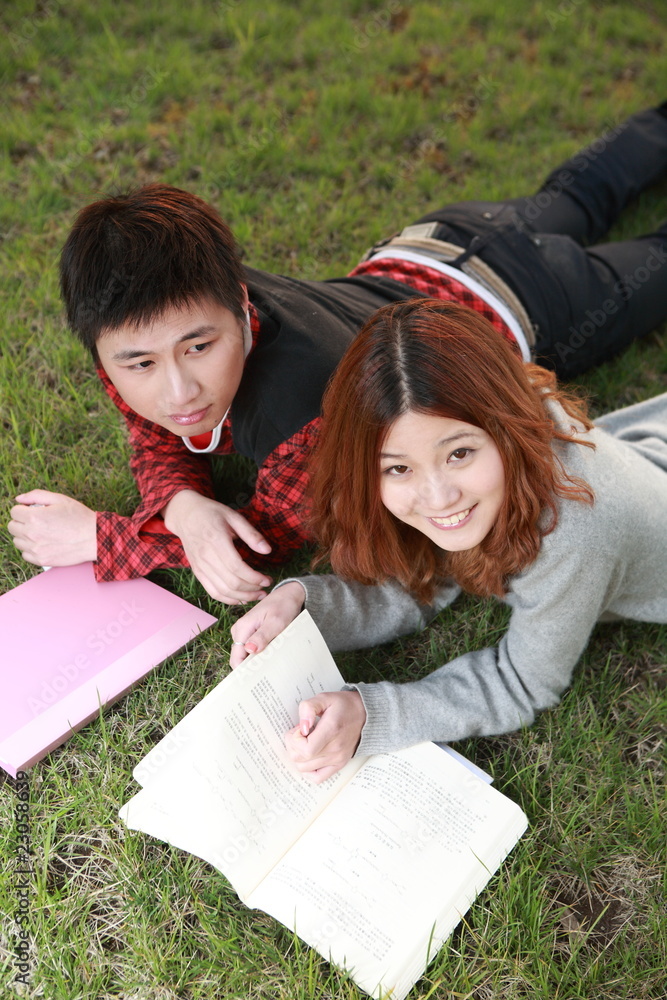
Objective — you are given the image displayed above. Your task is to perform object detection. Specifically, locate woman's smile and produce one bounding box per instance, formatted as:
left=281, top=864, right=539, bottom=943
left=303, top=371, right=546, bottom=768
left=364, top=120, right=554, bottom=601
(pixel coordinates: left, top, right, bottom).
left=427, top=504, right=476, bottom=528
left=379, top=412, right=505, bottom=552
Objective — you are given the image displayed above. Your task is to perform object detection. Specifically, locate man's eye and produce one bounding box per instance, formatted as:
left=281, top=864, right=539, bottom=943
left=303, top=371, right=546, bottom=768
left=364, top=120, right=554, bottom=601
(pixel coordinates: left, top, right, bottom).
left=189, top=342, right=209, bottom=354
left=131, top=360, right=153, bottom=371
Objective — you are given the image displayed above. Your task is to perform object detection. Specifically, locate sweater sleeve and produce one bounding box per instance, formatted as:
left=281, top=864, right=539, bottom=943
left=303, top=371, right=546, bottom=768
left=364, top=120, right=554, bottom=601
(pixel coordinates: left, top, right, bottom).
left=351, top=515, right=617, bottom=755
left=284, top=495, right=618, bottom=756
left=277, top=573, right=461, bottom=649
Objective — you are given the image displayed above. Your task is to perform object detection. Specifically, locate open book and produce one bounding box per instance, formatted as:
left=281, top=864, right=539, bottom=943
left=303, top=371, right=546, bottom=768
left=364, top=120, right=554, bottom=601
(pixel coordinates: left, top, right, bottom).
left=120, top=611, right=527, bottom=1000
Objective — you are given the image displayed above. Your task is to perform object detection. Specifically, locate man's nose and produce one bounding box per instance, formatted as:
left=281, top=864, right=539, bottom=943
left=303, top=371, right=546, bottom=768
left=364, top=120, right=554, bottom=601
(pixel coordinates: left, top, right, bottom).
left=165, top=365, right=199, bottom=407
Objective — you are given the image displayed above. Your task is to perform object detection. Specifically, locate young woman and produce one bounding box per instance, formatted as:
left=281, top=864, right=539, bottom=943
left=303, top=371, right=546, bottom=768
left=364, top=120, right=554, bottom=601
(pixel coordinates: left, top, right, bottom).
left=231, top=299, right=667, bottom=783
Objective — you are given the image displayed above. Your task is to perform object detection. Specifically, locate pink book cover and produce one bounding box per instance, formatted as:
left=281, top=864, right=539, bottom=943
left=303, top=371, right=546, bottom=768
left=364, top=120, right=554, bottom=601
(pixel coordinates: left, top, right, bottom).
left=0, top=563, right=218, bottom=777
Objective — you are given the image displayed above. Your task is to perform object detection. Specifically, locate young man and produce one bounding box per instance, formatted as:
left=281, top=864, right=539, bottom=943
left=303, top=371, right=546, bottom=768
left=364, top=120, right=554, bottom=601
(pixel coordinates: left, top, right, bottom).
left=8, top=103, right=667, bottom=604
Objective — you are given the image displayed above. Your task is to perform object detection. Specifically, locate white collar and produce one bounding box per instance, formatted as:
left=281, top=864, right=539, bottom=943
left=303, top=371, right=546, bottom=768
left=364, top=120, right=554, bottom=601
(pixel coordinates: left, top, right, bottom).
left=183, top=309, right=251, bottom=454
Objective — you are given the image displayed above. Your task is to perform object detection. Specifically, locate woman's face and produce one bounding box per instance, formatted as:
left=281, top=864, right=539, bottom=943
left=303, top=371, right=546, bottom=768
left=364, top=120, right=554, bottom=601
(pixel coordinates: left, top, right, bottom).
left=379, top=411, right=506, bottom=552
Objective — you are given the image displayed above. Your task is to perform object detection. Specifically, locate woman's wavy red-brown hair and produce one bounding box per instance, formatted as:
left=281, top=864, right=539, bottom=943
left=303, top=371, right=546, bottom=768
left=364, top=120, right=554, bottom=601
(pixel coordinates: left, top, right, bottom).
left=309, top=298, right=594, bottom=602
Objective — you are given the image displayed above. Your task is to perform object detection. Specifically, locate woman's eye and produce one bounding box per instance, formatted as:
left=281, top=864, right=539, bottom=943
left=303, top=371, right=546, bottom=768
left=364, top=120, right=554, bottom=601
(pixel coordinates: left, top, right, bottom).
left=387, top=465, right=409, bottom=476
left=450, top=448, right=470, bottom=461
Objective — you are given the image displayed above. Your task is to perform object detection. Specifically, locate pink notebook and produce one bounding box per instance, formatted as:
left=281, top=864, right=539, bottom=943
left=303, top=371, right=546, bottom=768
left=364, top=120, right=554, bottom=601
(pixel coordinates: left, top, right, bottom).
left=0, top=563, right=217, bottom=777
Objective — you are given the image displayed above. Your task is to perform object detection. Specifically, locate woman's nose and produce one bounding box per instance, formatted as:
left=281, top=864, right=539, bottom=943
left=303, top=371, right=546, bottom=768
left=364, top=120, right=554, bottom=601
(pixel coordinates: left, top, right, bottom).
left=416, top=471, right=461, bottom=509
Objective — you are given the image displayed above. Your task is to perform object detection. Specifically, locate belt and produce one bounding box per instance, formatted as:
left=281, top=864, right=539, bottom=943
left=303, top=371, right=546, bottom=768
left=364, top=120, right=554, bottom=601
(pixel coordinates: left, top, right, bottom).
left=361, top=221, right=536, bottom=349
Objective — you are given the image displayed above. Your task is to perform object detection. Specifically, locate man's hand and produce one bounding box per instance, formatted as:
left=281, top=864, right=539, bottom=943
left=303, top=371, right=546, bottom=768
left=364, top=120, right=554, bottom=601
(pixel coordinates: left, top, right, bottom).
left=8, top=489, right=97, bottom=567
left=285, top=690, right=367, bottom=784
left=229, top=581, right=306, bottom=668
left=163, top=490, right=273, bottom=605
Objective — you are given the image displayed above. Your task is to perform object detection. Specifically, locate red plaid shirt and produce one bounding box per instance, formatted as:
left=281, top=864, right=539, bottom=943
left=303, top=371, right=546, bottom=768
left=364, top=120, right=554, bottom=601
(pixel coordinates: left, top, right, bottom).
left=93, top=256, right=519, bottom=581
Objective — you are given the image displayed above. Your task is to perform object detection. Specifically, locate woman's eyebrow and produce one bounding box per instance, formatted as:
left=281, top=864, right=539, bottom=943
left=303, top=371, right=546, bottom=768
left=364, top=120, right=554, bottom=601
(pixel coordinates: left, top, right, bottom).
left=435, top=431, right=481, bottom=447
left=380, top=430, right=480, bottom=459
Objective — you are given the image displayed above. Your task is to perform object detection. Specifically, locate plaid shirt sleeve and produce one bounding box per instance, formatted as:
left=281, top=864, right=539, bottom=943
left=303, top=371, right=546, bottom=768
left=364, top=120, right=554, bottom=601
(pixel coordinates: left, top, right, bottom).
left=94, top=366, right=222, bottom=581
left=96, top=409, right=319, bottom=579
left=235, top=418, right=319, bottom=566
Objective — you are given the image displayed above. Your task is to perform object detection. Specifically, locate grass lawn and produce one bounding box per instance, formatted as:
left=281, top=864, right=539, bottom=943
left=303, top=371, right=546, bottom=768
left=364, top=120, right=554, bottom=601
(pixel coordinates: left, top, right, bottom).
left=1, top=1, right=666, bottom=998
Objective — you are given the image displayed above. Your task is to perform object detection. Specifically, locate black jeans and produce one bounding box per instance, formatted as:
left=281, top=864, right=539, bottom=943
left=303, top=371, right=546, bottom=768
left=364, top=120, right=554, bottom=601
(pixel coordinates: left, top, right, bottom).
left=411, top=104, right=667, bottom=378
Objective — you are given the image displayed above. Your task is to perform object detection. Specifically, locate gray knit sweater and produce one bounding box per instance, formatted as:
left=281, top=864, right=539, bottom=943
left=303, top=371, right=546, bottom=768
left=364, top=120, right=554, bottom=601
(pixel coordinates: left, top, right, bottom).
left=279, top=394, right=667, bottom=756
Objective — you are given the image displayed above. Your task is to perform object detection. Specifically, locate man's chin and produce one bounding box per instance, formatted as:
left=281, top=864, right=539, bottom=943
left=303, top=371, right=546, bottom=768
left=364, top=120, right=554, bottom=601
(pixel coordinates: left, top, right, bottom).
left=170, top=422, right=214, bottom=437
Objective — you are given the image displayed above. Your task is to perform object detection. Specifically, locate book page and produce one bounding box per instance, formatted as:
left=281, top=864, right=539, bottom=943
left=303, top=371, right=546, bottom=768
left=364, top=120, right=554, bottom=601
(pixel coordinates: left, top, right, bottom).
left=120, top=612, right=365, bottom=900
left=248, top=741, right=527, bottom=1000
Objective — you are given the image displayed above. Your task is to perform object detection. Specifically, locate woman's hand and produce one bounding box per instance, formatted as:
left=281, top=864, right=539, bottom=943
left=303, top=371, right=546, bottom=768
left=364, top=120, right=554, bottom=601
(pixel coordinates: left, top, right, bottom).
left=285, top=690, right=367, bottom=783
left=229, top=581, right=306, bottom=668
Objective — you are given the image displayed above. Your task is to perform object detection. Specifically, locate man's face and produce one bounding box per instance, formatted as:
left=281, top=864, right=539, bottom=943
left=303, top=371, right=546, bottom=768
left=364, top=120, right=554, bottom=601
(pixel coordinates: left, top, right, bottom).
left=96, top=294, right=248, bottom=436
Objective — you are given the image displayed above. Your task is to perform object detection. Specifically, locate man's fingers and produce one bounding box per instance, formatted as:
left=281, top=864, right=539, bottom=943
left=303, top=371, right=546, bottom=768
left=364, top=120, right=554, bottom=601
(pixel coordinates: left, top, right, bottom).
left=6, top=526, right=40, bottom=563
left=205, top=583, right=267, bottom=606
left=225, top=508, right=272, bottom=555
left=9, top=534, right=33, bottom=557
left=8, top=512, right=39, bottom=547
left=207, top=572, right=269, bottom=603
left=7, top=514, right=24, bottom=534
left=212, top=544, right=272, bottom=591
left=189, top=552, right=270, bottom=604
left=8, top=504, right=38, bottom=526
left=14, top=489, right=63, bottom=505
